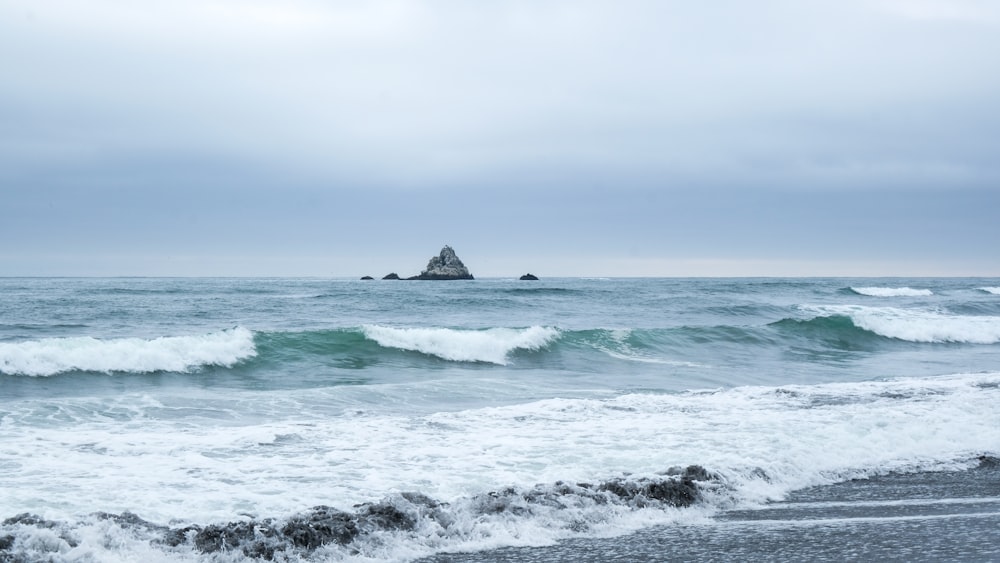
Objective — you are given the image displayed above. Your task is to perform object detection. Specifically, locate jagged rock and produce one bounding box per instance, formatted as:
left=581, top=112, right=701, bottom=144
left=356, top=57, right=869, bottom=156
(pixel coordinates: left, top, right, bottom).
left=160, top=526, right=200, bottom=548
left=281, top=506, right=358, bottom=549
left=597, top=465, right=709, bottom=508
left=1, top=513, right=79, bottom=550
left=2, top=514, right=57, bottom=528
left=409, top=246, right=474, bottom=280
left=356, top=501, right=417, bottom=532
left=94, top=511, right=167, bottom=534
left=194, top=521, right=262, bottom=553
left=0, top=468, right=717, bottom=560
left=519, top=273, right=539, bottom=280
left=360, top=276, right=374, bottom=280
left=382, top=273, right=401, bottom=280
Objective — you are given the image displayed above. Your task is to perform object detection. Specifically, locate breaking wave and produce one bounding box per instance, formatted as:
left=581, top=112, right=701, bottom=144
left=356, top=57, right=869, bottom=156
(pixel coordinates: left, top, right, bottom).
left=849, top=287, right=933, bottom=297
left=0, top=328, right=256, bottom=377
left=361, top=325, right=559, bottom=365
left=7, top=309, right=998, bottom=378
left=796, top=305, right=1000, bottom=344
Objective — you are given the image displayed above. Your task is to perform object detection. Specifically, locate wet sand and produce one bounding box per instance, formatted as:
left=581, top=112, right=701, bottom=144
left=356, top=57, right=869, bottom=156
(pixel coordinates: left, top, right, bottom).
left=422, top=461, right=1000, bottom=562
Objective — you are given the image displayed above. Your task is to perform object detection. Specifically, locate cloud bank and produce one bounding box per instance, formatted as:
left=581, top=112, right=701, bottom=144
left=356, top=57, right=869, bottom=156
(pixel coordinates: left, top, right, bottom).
left=2, top=1, right=998, bottom=275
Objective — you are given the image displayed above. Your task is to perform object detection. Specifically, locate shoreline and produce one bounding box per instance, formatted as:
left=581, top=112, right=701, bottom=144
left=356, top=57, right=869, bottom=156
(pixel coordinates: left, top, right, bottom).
left=420, top=460, right=1000, bottom=562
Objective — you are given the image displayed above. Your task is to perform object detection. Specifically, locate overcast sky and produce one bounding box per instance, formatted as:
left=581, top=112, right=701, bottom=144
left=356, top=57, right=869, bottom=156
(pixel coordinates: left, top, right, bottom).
left=2, top=0, right=998, bottom=277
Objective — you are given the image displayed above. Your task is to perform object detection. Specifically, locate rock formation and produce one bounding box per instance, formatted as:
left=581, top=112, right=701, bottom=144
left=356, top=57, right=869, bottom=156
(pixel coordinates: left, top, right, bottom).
left=360, top=276, right=374, bottom=280
left=408, top=246, right=474, bottom=280
left=382, top=273, right=401, bottom=280
left=0, top=466, right=716, bottom=561
left=519, top=273, right=539, bottom=280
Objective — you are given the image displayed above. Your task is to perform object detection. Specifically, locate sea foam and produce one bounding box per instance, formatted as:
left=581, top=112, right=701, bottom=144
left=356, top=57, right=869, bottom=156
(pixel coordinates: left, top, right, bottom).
left=2, top=372, right=996, bottom=562
left=0, top=327, right=256, bottom=377
left=361, top=325, right=559, bottom=364
left=851, top=287, right=933, bottom=297
left=980, top=287, right=1000, bottom=295
left=806, top=305, right=1000, bottom=344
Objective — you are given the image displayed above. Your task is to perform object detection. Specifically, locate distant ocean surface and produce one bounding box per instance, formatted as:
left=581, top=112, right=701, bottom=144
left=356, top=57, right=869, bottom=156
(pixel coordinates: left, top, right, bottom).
left=2, top=277, right=999, bottom=562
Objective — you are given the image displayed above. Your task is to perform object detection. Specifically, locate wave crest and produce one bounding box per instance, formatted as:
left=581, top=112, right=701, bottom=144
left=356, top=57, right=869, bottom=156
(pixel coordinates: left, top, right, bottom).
left=0, top=328, right=256, bottom=377
left=802, top=305, right=1000, bottom=344
left=849, top=287, right=933, bottom=297
left=361, top=325, right=559, bottom=365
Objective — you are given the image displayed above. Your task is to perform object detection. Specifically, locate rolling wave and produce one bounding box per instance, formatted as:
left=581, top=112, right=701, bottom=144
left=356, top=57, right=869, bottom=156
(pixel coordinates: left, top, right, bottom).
left=770, top=314, right=880, bottom=349
left=980, top=287, right=1000, bottom=295
left=361, top=325, right=559, bottom=365
left=798, top=305, right=1000, bottom=344
left=0, top=328, right=256, bottom=377
left=5, top=308, right=997, bottom=378
left=848, top=287, right=933, bottom=297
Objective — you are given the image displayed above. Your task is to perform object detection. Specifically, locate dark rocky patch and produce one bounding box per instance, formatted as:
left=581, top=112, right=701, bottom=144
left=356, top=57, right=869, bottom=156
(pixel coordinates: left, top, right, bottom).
left=0, top=534, right=15, bottom=561
left=382, top=273, right=401, bottom=280
left=94, top=511, right=167, bottom=533
left=666, top=464, right=715, bottom=482
left=598, top=478, right=698, bottom=508
left=977, top=455, right=1000, bottom=469
left=174, top=468, right=716, bottom=557
left=194, top=519, right=287, bottom=560
left=360, top=276, right=374, bottom=280
left=357, top=500, right=417, bottom=532
left=2, top=514, right=57, bottom=528
left=281, top=506, right=357, bottom=550
left=1, top=513, right=79, bottom=552
left=160, top=525, right=201, bottom=548
left=598, top=465, right=713, bottom=508
left=519, top=273, right=539, bottom=280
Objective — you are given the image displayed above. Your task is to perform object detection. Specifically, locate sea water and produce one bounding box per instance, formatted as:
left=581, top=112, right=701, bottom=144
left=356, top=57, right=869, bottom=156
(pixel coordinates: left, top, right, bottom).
left=1, top=277, right=998, bottom=561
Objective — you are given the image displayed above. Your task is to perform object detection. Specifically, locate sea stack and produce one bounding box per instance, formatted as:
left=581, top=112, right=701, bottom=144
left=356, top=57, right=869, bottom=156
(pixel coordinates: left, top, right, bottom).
left=519, top=273, right=539, bottom=281
left=410, top=246, right=474, bottom=280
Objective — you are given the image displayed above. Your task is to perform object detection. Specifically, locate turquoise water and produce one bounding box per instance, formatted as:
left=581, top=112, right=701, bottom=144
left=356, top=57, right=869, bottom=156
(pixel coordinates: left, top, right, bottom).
left=1, top=277, right=999, bottom=561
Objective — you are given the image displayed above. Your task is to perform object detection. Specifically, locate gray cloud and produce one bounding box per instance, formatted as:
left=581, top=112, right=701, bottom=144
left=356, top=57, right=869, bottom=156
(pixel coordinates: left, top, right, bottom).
left=2, top=0, right=999, bottom=275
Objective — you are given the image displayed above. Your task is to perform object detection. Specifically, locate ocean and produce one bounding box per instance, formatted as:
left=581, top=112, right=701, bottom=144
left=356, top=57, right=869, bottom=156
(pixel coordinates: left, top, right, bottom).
left=1, top=277, right=998, bottom=562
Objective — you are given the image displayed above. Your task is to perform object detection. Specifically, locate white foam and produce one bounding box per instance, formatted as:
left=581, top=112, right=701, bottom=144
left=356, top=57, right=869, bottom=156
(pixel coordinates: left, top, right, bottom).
left=361, top=325, right=559, bottom=364
left=980, top=287, right=1000, bottom=295
left=1, top=372, right=997, bottom=560
left=3, top=372, right=998, bottom=560
left=0, top=327, right=256, bottom=376
left=851, top=287, right=933, bottom=297
left=806, top=305, right=1000, bottom=344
